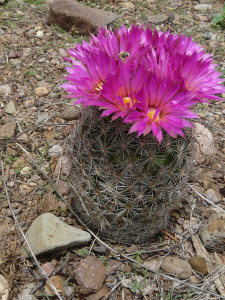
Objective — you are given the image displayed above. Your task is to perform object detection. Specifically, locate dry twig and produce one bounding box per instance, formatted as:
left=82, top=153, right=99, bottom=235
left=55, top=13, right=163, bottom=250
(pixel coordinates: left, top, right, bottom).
left=1, top=160, right=63, bottom=300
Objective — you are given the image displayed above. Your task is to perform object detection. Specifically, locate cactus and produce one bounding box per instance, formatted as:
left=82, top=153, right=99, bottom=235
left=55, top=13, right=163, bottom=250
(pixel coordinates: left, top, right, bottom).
left=69, top=107, right=192, bottom=243
left=63, top=25, right=225, bottom=243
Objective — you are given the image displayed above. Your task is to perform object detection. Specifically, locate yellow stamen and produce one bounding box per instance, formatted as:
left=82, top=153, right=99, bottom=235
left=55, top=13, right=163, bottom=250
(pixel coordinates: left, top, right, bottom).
left=147, top=108, right=160, bottom=121
left=123, top=96, right=132, bottom=105
left=94, top=82, right=103, bottom=92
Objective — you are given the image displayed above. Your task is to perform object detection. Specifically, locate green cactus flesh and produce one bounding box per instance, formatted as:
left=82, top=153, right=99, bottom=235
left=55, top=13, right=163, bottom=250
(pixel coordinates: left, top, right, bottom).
left=69, top=107, right=192, bottom=243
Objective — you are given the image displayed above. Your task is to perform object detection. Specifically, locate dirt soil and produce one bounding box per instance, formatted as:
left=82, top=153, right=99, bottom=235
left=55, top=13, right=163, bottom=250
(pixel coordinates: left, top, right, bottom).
left=0, top=0, right=225, bottom=299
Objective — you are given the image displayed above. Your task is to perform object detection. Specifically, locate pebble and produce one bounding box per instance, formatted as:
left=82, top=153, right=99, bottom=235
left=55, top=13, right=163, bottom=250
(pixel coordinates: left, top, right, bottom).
left=5, top=101, right=16, bottom=114
left=148, top=14, right=168, bottom=24
left=42, top=192, right=59, bottom=212
left=48, top=145, right=63, bottom=156
left=121, top=2, right=135, bottom=9
left=20, top=167, right=31, bottom=176
left=57, top=179, right=71, bottom=196
left=92, top=245, right=108, bottom=256
left=0, top=85, right=11, bottom=97
left=161, top=256, right=192, bottom=279
left=21, top=213, right=91, bottom=258
left=36, top=30, right=44, bottom=37
left=37, top=112, right=49, bottom=123
left=194, top=4, right=212, bottom=11
left=192, top=123, right=216, bottom=164
left=62, top=106, right=80, bottom=120
left=45, top=275, right=65, bottom=295
left=205, top=189, right=220, bottom=204
left=17, top=283, right=37, bottom=300
left=200, top=213, right=225, bottom=253
left=35, top=86, right=49, bottom=97
left=0, top=275, right=9, bottom=300
left=74, top=256, right=106, bottom=294
left=0, top=122, right=17, bottom=139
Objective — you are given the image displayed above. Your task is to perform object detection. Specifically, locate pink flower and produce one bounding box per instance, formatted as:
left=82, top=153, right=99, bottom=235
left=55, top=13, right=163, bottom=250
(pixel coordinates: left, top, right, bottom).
left=62, top=25, right=225, bottom=142
left=124, top=75, right=199, bottom=143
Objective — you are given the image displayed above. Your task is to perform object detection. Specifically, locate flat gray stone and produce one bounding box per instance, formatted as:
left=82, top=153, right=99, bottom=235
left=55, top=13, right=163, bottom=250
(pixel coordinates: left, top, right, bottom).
left=5, top=101, right=16, bottom=115
left=46, top=1, right=118, bottom=35
left=148, top=15, right=168, bottom=24
left=21, top=213, right=91, bottom=258
left=194, top=4, right=212, bottom=11
left=0, top=85, right=11, bottom=97
left=17, top=283, right=37, bottom=300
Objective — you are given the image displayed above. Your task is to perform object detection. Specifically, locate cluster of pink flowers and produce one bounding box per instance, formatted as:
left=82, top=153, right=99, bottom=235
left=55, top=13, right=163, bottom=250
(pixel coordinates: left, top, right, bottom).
left=62, top=25, right=225, bottom=142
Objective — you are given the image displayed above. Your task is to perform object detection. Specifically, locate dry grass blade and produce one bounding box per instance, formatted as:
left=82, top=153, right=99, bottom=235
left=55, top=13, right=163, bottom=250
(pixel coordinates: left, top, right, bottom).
left=1, top=160, right=63, bottom=300
left=188, top=184, right=225, bottom=213
left=14, top=142, right=225, bottom=299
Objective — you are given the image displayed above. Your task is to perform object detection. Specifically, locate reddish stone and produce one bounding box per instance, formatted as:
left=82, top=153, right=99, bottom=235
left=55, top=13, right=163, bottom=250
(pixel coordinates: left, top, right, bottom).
left=74, top=256, right=106, bottom=294
left=46, top=1, right=118, bottom=35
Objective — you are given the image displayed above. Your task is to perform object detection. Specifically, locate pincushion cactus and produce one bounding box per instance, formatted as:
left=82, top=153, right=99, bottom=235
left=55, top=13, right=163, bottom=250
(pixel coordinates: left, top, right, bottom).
left=62, top=25, right=225, bottom=243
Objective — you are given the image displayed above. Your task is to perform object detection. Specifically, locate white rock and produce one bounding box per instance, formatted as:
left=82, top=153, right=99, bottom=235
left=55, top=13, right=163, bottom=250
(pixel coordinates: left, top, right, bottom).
left=192, top=123, right=216, bottom=164
left=36, top=30, right=44, bottom=37
left=0, top=275, right=9, bottom=300
left=48, top=145, right=63, bottom=156
left=121, top=2, right=135, bottom=9
left=0, top=85, right=11, bottom=97
left=21, top=213, right=91, bottom=258
left=17, top=283, right=37, bottom=300
left=21, top=167, right=31, bottom=176
left=194, top=4, right=212, bottom=11
left=5, top=101, right=16, bottom=114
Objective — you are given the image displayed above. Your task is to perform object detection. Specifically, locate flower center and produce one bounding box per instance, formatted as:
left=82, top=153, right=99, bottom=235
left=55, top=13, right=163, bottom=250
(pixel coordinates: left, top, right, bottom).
left=147, top=108, right=160, bottom=121
left=94, top=82, right=103, bottom=92
left=123, top=97, right=132, bottom=105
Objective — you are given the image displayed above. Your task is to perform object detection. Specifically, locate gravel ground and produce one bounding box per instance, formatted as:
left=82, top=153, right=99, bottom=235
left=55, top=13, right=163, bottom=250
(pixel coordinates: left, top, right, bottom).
left=0, top=0, right=225, bottom=299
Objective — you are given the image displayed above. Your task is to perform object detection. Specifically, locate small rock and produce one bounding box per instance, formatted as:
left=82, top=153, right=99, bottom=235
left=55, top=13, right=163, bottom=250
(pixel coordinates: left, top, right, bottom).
left=85, top=285, right=110, bottom=300
left=62, top=106, right=81, bottom=120
left=205, top=189, right=220, bottom=204
left=0, top=85, right=11, bottom=97
left=58, top=48, right=67, bottom=57
left=194, top=4, right=212, bottom=11
left=105, top=261, right=123, bottom=276
left=161, top=256, right=192, bottom=279
left=192, top=123, right=216, bottom=164
left=45, top=276, right=65, bottom=295
left=21, top=213, right=91, bottom=258
left=37, top=112, right=49, bottom=123
left=42, top=192, right=59, bottom=212
left=200, top=213, right=225, bottom=253
left=57, top=179, right=71, bottom=196
left=46, top=1, right=118, bottom=35
left=17, top=283, right=37, bottom=300
left=74, top=256, right=106, bottom=294
left=48, top=145, right=63, bottom=157
left=35, top=87, right=49, bottom=97
left=0, top=122, right=17, bottom=139
left=202, top=179, right=213, bottom=190
left=0, top=275, right=9, bottom=300
left=36, top=30, right=44, bottom=37
left=21, top=167, right=31, bottom=176
left=148, top=15, right=168, bottom=24
left=39, top=262, right=54, bottom=279
left=19, top=184, right=33, bottom=194
left=92, top=245, right=108, bottom=256
left=143, top=259, right=161, bottom=272
left=54, top=156, right=71, bottom=177
left=5, top=101, right=16, bottom=114
left=121, top=2, right=135, bottom=9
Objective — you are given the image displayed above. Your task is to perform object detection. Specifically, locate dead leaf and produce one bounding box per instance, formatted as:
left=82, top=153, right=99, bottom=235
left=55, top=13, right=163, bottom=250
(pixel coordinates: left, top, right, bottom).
left=188, top=257, right=208, bottom=274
